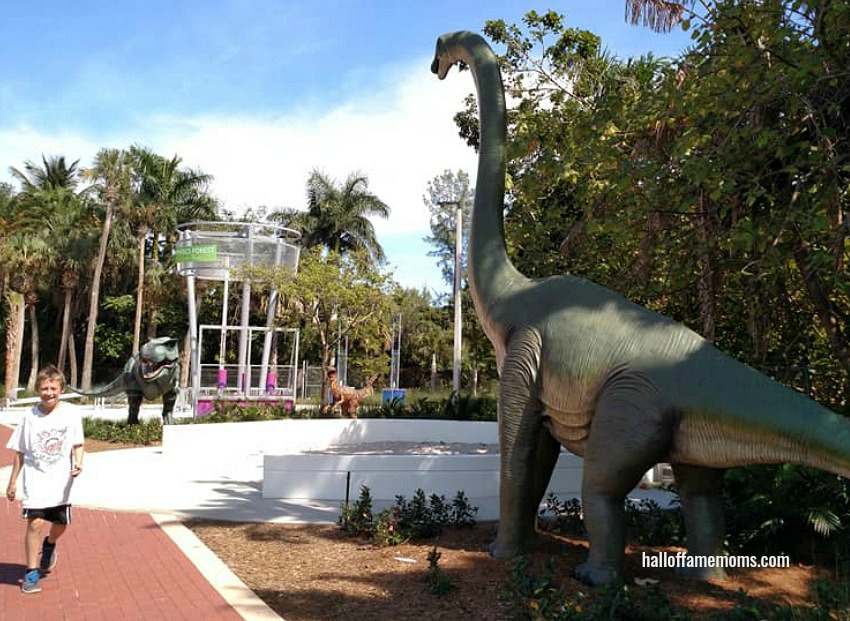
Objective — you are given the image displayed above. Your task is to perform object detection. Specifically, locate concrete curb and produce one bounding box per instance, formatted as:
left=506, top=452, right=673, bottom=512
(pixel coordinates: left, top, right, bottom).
left=151, top=513, right=284, bottom=621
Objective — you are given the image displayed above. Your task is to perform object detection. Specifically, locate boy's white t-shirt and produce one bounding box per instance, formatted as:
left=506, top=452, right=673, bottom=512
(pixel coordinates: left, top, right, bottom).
left=6, top=401, right=85, bottom=509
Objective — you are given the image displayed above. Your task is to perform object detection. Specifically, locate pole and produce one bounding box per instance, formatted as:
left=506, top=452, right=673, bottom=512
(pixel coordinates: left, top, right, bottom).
left=453, top=201, right=462, bottom=397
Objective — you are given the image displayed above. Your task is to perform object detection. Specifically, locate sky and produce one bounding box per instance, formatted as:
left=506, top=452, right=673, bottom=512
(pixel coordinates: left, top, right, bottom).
left=0, top=1, right=692, bottom=297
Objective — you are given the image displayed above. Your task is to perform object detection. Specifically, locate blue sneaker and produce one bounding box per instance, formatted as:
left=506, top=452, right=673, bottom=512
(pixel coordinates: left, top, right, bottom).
left=39, top=537, right=57, bottom=574
left=21, top=569, right=41, bottom=594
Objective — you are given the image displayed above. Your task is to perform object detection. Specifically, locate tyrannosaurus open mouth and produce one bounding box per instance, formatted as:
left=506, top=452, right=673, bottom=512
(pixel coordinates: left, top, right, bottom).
left=138, top=337, right=180, bottom=381
left=140, top=356, right=178, bottom=381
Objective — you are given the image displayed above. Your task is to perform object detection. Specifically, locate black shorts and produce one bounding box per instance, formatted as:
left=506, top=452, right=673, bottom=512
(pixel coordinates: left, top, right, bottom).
left=22, top=505, right=72, bottom=525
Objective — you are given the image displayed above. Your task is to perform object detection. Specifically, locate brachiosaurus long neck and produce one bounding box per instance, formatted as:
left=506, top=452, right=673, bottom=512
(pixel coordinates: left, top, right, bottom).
left=456, top=34, right=528, bottom=336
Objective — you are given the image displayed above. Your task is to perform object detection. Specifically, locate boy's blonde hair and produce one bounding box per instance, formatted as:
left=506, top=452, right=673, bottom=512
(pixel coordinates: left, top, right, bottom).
left=36, top=364, right=66, bottom=390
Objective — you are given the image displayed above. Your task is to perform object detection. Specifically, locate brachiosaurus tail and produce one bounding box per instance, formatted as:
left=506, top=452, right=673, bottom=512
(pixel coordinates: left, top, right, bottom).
left=668, top=347, right=850, bottom=478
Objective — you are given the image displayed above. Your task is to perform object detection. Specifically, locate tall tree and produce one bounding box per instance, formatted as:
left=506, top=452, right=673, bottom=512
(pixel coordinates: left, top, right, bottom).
left=422, top=169, right=474, bottom=293
left=8, top=156, right=83, bottom=390
left=251, top=248, right=393, bottom=409
left=80, top=148, right=134, bottom=389
left=273, top=169, right=390, bottom=265
left=129, top=146, right=215, bottom=352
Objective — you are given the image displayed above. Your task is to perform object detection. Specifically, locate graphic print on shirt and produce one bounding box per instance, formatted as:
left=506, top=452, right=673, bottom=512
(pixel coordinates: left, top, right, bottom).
left=33, top=428, right=69, bottom=469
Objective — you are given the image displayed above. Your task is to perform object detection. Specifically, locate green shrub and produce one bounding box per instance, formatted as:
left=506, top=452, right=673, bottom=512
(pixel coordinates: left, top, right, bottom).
left=82, top=418, right=163, bottom=445
left=539, top=495, right=684, bottom=547
left=424, top=546, right=455, bottom=596
left=339, top=484, right=375, bottom=537
left=723, top=464, right=850, bottom=566
left=339, top=486, right=478, bottom=545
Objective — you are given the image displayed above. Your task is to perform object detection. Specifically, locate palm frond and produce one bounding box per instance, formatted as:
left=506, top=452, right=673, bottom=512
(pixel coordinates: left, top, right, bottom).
left=625, top=0, right=688, bottom=33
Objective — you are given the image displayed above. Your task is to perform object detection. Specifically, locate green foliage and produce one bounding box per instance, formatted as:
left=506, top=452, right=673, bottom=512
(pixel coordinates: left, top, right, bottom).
left=364, top=393, right=497, bottom=421
left=82, top=417, right=162, bottom=445
left=625, top=499, right=685, bottom=547
left=250, top=247, right=393, bottom=408
left=723, top=464, right=850, bottom=565
left=271, top=168, right=390, bottom=264
left=539, top=494, right=685, bottom=547
left=540, top=495, right=586, bottom=538
left=339, top=486, right=478, bottom=546
left=504, top=560, right=688, bottom=621
left=502, top=541, right=849, bottom=620
left=181, top=401, right=299, bottom=423
left=716, top=582, right=850, bottom=621
left=502, top=555, right=566, bottom=621
left=424, top=546, right=455, bottom=596
left=339, top=484, right=375, bottom=538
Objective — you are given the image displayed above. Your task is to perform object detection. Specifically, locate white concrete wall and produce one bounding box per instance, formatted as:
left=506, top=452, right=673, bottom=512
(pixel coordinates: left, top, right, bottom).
left=162, top=419, right=500, bottom=466
left=263, top=451, right=583, bottom=521
left=162, top=419, right=584, bottom=520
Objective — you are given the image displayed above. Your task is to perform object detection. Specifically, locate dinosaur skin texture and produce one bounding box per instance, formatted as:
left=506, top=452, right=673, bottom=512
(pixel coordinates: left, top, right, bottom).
left=73, top=336, right=180, bottom=425
left=432, top=31, right=850, bottom=586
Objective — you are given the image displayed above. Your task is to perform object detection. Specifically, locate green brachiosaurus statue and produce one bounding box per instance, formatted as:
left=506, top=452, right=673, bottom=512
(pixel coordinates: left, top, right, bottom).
left=432, top=31, right=850, bottom=586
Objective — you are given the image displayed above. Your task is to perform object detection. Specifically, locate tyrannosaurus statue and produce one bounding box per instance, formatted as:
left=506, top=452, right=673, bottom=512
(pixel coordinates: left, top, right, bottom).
left=74, top=336, right=180, bottom=425
left=432, top=31, right=850, bottom=586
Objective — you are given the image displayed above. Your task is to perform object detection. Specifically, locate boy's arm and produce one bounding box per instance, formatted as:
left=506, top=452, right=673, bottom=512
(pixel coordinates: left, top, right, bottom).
left=6, top=451, right=23, bottom=500
left=71, top=443, right=84, bottom=477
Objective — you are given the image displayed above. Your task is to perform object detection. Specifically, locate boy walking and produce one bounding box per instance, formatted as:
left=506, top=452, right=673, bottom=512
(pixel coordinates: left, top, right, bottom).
left=5, top=364, right=84, bottom=594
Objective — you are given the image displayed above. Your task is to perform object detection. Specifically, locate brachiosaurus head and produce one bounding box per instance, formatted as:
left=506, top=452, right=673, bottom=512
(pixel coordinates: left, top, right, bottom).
left=431, top=31, right=479, bottom=79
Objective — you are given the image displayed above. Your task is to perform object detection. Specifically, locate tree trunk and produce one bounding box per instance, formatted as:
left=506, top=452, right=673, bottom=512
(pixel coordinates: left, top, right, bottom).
left=4, top=290, right=25, bottom=400
left=696, top=190, right=719, bottom=344
left=133, top=228, right=147, bottom=354
left=82, top=199, right=114, bottom=390
left=68, top=332, right=78, bottom=388
left=58, top=284, right=74, bottom=373
left=25, top=298, right=39, bottom=392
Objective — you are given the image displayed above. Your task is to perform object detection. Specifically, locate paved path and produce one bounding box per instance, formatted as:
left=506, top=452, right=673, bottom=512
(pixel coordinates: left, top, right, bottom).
left=0, top=423, right=281, bottom=621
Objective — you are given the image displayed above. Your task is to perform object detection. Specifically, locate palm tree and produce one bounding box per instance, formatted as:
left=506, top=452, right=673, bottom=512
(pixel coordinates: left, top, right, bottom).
left=129, top=146, right=215, bottom=351
left=79, top=148, right=134, bottom=389
left=273, top=169, right=390, bottom=265
left=8, top=156, right=83, bottom=391
left=0, top=184, right=24, bottom=400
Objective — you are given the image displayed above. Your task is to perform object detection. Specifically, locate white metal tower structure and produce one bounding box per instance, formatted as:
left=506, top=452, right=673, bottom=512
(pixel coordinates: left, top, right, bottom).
left=176, top=221, right=301, bottom=415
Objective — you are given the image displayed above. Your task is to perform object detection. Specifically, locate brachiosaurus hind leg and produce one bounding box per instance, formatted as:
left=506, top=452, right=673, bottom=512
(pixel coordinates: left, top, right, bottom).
left=671, top=463, right=726, bottom=579
left=490, top=328, right=560, bottom=559
left=576, top=371, right=675, bottom=585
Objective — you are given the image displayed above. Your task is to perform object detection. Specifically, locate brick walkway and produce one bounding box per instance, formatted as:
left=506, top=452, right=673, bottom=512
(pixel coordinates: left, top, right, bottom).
left=0, top=425, right=246, bottom=621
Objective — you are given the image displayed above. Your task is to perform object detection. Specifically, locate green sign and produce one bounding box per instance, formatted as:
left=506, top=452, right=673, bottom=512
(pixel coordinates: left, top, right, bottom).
left=175, top=244, right=218, bottom=263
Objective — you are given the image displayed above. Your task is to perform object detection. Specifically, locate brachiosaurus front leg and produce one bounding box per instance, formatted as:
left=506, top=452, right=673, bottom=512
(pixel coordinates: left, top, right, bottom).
left=490, top=328, right=559, bottom=559
left=576, top=370, right=674, bottom=585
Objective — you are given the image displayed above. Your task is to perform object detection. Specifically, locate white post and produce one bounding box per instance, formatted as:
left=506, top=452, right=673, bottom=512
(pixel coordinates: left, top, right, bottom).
left=453, top=202, right=462, bottom=396
left=237, top=225, right=254, bottom=395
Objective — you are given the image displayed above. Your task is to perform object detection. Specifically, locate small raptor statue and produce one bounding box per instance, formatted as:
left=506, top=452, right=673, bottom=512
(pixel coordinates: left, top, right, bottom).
left=74, top=336, right=180, bottom=425
left=325, top=368, right=379, bottom=419
left=432, top=31, right=850, bottom=586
